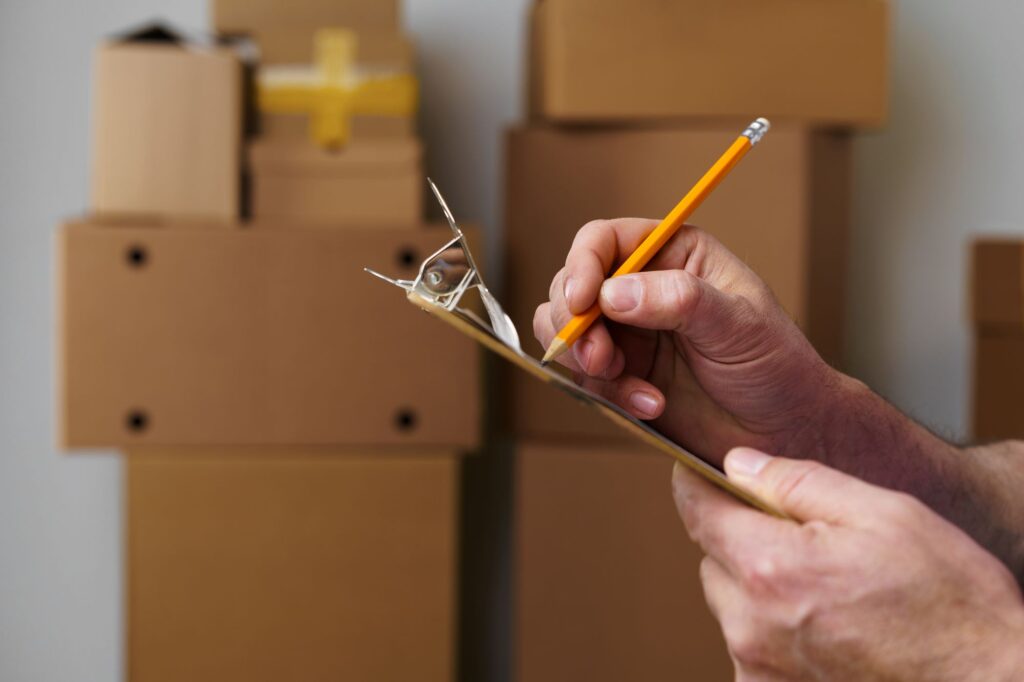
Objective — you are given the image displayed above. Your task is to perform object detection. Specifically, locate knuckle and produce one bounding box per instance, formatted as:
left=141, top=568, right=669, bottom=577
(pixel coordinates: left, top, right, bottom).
left=548, top=268, right=566, bottom=301
left=739, top=554, right=784, bottom=598
left=667, top=270, right=701, bottom=319
left=532, top=303, right=549, bottom=337
left=771, top=460, right=826, bottom=511
left=880, top=490, right=927, bottom=525
left=728, top=627, right=770, bottom=670
left=575, top=219, right=609, bottom=243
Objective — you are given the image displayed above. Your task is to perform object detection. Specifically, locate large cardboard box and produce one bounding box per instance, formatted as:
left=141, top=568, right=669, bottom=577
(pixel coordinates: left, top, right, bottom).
left=530, top=0, right=888, bottom=127
left=213, top=0, right=402, bottom=66
left=91, top=33, right=243, bottom=221
left=127, top=448, right=458, bottom=682
left=971, top=239, right=1024, bottom=439
left=250, top=138, right=422, bottom=224
left=514, top=442, right=733, bottom=681
left=972, top=240, right=1024, bottom=330
left=974, top=333, right=1024, bottom=440
left=505, top=124, right=852, bottom=440
left=58, top=220, right=479, bottom=448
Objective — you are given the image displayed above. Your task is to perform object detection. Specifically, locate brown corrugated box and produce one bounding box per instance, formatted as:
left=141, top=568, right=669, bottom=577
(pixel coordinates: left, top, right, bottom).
left=213, top=0, right=403, bottom=66
left=971, top=239, right=1024, bottom=439
left=58, top=220, right=479, bottom=448
left=972, top=240, right=1024, bottom=329
left=974, top=333, right=1024, bottom=441
left=514, top=441, right=733, bottom=681
left=91, top=34, right=243, bottom=221
left=529, top=0, right=888, bottom=127
left=504, top=124, right=851, bottom=440
left=250, top=138, right=422, bottom=224
left=127, top=448, right=458, bottom=682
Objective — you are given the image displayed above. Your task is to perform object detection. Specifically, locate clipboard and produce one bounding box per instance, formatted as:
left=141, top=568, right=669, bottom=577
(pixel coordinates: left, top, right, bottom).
left=367, top=180, right=786, bottom=519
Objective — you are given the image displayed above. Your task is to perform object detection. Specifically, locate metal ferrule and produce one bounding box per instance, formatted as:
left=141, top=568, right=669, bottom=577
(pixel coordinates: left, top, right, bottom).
left=742, top=117, right=771, bottom=145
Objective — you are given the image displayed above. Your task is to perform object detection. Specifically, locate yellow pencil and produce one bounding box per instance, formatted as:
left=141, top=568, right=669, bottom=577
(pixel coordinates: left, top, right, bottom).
left=541, top=117, right=771, bottom=366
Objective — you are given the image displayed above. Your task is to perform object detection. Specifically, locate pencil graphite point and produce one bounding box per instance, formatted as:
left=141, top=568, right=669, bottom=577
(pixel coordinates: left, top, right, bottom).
left=542, top=338, right=569, bottom=366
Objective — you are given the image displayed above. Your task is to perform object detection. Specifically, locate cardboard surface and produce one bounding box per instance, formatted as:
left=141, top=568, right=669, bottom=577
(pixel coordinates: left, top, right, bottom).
left=504, top=124, right=851, bottom=440
left=530, top=0, right=888, bottom=127
left=250, top=138, right=422, bottom=224
left=59, top=220, right=480, bottom=448
left=972, top=240, right=1024, bottom=329
left=974, top=332, right=1024, bottom=440
left=127, top=449, right=457, bottom=682
left=261, top=112, right=415, bottom=145
left=213, top=0, right=401, bottom=65
left=514, top=441, right=733, bottom=681
left=91, top=42, right=242, bottom=221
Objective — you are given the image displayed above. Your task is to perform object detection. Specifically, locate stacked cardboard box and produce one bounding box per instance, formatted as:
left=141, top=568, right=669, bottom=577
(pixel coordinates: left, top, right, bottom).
left=61, top=4, right=477, bottom=680
left=503, top=1, right=888, bottom=679
left=972, top=240, right=1024, bottom=439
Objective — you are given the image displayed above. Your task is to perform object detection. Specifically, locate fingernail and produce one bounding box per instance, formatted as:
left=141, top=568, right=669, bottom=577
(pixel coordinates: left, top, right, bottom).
left=602, top=277, right=640, bottom=312
left=563, top=277, right=576, bottom=307
left=629, top=391, right=660, bottom=419
left=574, top=339, right=593, bottom=370
left=725, top=447, right=771, bottom=480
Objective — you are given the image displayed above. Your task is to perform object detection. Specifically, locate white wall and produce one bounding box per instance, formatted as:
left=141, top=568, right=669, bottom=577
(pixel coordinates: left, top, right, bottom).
left=848, top=0, right=1024, bottom=438
left=0, top=0, right=1015, bottom=679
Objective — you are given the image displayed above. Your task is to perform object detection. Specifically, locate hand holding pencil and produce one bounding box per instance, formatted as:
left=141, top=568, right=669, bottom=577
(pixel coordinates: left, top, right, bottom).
left=532, top=116, right=841, bottom=465
left=542, top=118, right=771, bottom=365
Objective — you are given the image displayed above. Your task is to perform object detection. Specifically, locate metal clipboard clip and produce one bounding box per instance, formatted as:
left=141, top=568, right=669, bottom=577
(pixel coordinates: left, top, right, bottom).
left=365, top=179, right=522, bottom=353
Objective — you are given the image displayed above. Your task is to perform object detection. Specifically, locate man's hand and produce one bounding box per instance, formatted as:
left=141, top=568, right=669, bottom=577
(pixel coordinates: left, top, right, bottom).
left=674, top=448, right=1024, bottom=681
left=533, top=218, right=841, bottom=464
left=533, top=218, right=1024, bottom=584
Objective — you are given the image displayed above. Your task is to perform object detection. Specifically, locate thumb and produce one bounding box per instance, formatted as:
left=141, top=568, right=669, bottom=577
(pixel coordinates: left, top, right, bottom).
left=723, top=447, right=891, bottom=525
left=598, top=270, right=765, bottom=353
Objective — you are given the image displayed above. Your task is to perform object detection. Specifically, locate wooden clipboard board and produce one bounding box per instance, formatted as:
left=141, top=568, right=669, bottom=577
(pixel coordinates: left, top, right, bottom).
left=407, top=292, right=786, bottom=519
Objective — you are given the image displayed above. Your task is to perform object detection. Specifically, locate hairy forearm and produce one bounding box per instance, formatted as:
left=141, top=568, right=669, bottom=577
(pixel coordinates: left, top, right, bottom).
left=792, top=373, right=1024, bottom=583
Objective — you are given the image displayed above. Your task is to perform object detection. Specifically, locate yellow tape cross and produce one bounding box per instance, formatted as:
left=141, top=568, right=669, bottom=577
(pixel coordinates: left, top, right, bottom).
left=258, top=29, right=418, bottom=149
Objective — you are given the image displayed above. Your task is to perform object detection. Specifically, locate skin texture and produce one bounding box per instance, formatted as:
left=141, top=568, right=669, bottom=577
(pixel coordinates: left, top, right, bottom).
left=673, top=450, right=1024, bottom=681
left=533, top=218, right=1024, bottom=680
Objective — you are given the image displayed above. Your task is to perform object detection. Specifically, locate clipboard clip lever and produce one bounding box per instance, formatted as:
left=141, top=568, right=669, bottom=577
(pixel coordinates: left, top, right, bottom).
left=365, top=179, right=523, bottom=352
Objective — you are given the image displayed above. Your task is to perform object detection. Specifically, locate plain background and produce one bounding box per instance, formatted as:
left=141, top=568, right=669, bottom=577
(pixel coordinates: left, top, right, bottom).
left=2, top=0, right=1023, bottom=679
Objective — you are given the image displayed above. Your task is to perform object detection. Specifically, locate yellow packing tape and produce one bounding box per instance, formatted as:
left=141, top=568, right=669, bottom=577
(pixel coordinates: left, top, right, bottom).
left=258, top=28, right=418, bottom=149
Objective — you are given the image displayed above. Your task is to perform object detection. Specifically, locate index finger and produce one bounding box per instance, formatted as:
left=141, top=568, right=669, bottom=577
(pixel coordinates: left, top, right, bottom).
left=561, top=218, right=659, bottom=314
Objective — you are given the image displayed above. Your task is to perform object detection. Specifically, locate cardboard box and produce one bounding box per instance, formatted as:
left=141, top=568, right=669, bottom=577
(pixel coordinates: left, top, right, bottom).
left=972, top=240, right=1024, bottom=329
left=261, top=112, right=415, bottom=145
left=253, top=29, right=414, bottom=70
left=58, top=220, right=479, bottom=448
left=504, top=124, right=851, bottom=440
left=91, top=28, right=243, bottom=221
left=974, top=332, right=1024, bottom=440
left=213, top=0, right=402, bottom=66
left=127, top=448, right=457, bottom=682
left=250, top=138, right=422, bottom=224
left=530, top=0, right=888, bottom=127
left=514, top=442, right=733, bottom=681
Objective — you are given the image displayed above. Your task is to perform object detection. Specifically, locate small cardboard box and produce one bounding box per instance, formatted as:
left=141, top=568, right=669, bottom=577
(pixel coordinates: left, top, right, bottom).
left=91, top=26, right=243, bottom=221
left=58, top=219, right=479, bottom=448
left=513, top=441, right=733, bottom=681
left=250, top=138, right=422, bottom=224
left=530, top=0, right=888, bottom=127
left=213, top=0, right=401, bottom=65
left=127, top=448, right=458, bottom=682
left=504, top=124, right=851, bottom=441
left=972, top=240, right=1024, bottom=329
left=974, top=332, right=1024, bottom=440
